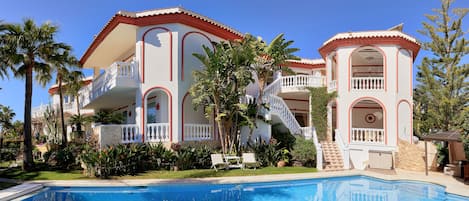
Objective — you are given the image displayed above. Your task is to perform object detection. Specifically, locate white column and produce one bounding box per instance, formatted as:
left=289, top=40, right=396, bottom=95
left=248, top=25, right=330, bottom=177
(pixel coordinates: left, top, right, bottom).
left=135, top=89, right=143, bottom=140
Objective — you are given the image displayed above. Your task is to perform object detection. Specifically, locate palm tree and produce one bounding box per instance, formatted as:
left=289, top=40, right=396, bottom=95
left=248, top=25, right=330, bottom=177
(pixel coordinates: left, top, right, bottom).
left=0, top=105, right=15, bottom=149
left=64, top=70, right=84, bottom=116
left=48, top=50, right=79, bottom=147
left=0, top=19, right=71, bottom=171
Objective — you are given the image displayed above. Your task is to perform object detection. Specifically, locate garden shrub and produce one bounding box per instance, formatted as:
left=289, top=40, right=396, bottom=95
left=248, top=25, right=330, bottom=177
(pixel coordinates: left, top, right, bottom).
left=271, top=124, right=296, bottom=151
left=246, top=139, right=280, bottom=167
left=44, top=143, right=82, bottom=170
left=79, top=142, right=216, bottom=178
left=291, top=137, right=316, bottom=167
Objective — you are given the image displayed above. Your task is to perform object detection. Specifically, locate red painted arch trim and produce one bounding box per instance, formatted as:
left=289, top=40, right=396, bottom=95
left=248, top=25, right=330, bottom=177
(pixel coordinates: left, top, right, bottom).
left=141, top=27, right=173, bottom=83
left=181, top=31, right=214, bottom=81
left=348, top=45, right=387, bottom=92
left=396, top=99, right=413, bottom=144
left=141, top=86, right=173, bottom=142
left=181, top=92, right=190, bottom=141
left=348, top=97, right=387, bottom=145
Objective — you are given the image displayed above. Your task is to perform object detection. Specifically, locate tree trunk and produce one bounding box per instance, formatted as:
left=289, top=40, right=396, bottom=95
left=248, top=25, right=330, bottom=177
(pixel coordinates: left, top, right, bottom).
left=58, top=75, right=67, bottom=147
left=23, top=65, right=34, bottom=171
left=76, top=94, right=81, bottom=116
left=75, top=95, right=82, bottom=132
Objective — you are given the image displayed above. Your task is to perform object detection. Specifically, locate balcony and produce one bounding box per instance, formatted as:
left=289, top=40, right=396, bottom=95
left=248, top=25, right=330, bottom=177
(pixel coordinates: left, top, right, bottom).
left=264, top=75, right=326, bottom=96
left=80, top=61, right=139, bottom=110
left=281, top=75, right=326, bottom=92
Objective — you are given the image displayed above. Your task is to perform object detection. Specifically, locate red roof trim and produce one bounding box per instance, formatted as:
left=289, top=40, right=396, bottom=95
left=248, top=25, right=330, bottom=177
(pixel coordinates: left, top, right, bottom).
left=318, top=37, right=420, bottom=60
left=80, top=13, right=242, bottom=65
left=287, top=61, right=325, bottom=69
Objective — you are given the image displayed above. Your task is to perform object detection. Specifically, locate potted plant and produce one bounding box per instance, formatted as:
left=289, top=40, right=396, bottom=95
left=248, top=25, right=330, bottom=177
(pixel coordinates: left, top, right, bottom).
left=277, top=148, right=290, bottom=167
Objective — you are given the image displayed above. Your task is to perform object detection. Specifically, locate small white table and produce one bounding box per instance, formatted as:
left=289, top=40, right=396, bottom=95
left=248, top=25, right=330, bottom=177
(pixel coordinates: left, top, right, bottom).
left=224, top=155, right=242, bottom=169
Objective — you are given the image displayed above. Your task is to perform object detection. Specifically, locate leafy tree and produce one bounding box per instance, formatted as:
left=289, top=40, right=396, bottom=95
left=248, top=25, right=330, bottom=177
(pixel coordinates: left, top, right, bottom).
left=0, top=19, right=71, bottom=170
left=190, top=40, right=255, bottom=154
left=0, top=105, right=15, bottom=149
left=414, top=0, right=468, bottom=135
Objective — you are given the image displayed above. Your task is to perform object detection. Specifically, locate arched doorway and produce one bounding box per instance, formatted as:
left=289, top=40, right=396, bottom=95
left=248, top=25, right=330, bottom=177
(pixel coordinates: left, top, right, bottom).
left=144, top=88, right=171, bottom=142
left=350, top=99, right=385, bottom=144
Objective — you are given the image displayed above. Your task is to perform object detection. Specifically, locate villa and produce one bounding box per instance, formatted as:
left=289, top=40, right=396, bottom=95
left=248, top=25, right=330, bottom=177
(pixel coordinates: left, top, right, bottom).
left=32, top=7, right=420, bottom=171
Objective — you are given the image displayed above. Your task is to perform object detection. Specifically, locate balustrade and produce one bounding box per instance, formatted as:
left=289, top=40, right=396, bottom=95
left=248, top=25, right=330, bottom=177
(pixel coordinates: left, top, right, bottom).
left=146, top=123, right=170, bottom=142
left=351, top=128, right=385, bottom=144
left=351, top=77, right=384, bottom=90
left=184, top=124, right=213, bottom=141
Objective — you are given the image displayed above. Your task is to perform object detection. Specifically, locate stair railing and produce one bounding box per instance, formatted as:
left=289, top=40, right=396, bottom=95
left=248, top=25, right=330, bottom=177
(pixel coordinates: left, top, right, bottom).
left=312, top=128, right=323, bottom=170
left=335, top=129, right=350, bottom=169
left=266, top=95, right=301, bottom=135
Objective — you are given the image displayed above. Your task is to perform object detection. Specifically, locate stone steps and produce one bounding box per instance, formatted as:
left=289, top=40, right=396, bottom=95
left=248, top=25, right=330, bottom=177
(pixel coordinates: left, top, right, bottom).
left=321, top=141, right=344, bottom=171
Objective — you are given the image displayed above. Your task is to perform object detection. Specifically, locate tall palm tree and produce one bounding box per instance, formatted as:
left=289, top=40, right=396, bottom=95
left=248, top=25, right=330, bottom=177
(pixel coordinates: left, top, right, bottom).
left=48, top=50, right=79, bottom=147
left=0, top=19, right=71, bottom=171
left=0, top=104, right=15, bottom=149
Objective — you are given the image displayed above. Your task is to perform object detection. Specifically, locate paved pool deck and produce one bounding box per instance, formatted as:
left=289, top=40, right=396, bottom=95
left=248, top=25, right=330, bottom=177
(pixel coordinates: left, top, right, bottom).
left=4, top=168, right=469, bottom=200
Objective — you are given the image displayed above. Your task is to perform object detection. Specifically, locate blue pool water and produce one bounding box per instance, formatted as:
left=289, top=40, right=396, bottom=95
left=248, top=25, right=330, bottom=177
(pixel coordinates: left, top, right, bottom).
left=21, top=176, right=469, bottom=201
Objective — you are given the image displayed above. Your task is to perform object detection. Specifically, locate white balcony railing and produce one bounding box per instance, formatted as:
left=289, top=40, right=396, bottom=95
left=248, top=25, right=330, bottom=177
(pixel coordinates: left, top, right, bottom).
left=351, top=128, right=385, bottom=144
left=121, top=124, right=140, bottom=143
left=80, top=61, right=138, bottom=107
left=351, top=77, right=384, bottom=90
left=146, top=123, right=170, bottom=142
left=184, top=124, right=213, bottom=141
left=281, top=75, right=325, bottom=90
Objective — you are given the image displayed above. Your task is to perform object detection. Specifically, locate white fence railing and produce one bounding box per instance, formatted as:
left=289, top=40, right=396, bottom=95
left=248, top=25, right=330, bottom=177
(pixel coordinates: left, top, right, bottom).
left=267, top=95, right=301, bottom=134
left=121, top=124, right=140, bottom=143
left=281, top=75, right=325, bottom=89
left=184, top=124, right=213, bottom=141
left=146, top=123, right=170, bottom=142
left=351, top=77, right=384, bottom=90
left=351, top=128, right=385, bottom=144
left=335, top=130, right=350, bottom=169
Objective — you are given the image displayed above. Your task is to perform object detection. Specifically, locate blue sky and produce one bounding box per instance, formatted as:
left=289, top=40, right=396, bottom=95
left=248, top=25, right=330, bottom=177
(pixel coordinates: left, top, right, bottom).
left=0, top=0, right=467, bottom=121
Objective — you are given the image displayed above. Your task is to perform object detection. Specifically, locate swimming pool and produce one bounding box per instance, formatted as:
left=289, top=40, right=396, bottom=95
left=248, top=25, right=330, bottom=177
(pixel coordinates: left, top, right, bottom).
left=19, top=176, right=469, bottom=201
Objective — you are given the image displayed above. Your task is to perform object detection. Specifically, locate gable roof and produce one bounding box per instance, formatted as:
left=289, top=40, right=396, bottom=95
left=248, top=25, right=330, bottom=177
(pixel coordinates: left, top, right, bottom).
left=80, top=7, right=243, bottom=65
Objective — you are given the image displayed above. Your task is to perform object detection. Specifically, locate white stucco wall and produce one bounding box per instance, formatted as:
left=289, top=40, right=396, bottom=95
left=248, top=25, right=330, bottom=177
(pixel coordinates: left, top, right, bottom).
left=134, top=23, right=226, bottom=143
left=331, top=44, right=414, bottom=150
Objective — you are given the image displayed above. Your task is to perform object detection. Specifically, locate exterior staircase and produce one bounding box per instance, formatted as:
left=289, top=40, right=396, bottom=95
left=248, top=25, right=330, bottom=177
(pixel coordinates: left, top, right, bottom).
left=260, top=75, right=330, bottom=170
left=321, top=141, right=344, bottom=171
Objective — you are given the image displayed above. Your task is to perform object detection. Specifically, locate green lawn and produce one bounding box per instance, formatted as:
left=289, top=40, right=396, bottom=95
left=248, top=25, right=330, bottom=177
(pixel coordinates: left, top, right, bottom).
left=0, top=167, right=317, bottom=180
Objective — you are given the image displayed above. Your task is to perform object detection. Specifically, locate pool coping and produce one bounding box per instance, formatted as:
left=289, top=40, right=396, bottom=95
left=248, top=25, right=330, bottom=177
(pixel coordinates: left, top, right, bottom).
left=6, top=169, right=469, bottom=200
